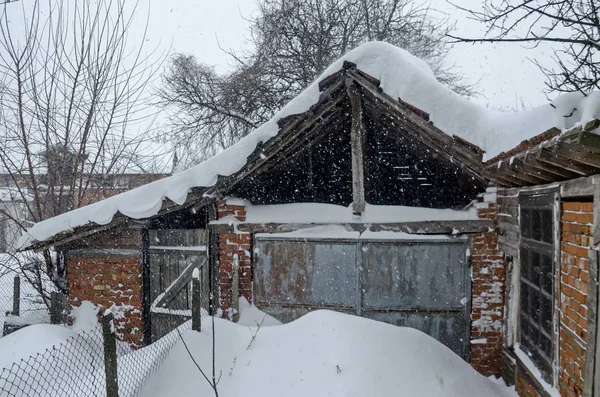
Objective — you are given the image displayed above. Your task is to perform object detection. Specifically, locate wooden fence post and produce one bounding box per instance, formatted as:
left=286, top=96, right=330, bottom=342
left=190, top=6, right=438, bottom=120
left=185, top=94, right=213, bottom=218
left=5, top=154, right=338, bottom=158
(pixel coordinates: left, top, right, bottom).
left=232, top=254, right=240, bottom=323
left=192, top=267, right=201, bottom=332
left=102, top=311, right=119, bottom=397
left=12, top=275, right=20, bottom=316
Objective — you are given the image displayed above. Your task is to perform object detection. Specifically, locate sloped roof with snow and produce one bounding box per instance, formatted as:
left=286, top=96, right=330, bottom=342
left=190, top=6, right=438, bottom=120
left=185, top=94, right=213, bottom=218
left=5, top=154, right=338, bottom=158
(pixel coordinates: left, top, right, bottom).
left=18, top=41, right=600, bottom=250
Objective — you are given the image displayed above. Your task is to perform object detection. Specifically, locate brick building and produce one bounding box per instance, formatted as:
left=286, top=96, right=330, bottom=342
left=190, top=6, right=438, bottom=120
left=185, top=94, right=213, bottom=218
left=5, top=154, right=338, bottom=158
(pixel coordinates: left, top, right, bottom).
left=16, top=41, right=600, bottom=392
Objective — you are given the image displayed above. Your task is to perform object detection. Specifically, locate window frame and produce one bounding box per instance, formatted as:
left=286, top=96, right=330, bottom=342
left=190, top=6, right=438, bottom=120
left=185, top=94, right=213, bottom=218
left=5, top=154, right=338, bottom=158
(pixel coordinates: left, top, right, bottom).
left=518, top=193, right=557, bottom=383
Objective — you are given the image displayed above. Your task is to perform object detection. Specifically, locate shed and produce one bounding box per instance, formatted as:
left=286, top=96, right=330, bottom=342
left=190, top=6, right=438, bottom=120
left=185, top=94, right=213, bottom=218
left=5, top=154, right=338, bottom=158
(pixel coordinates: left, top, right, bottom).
left=18, top=42, right=600, bottom=380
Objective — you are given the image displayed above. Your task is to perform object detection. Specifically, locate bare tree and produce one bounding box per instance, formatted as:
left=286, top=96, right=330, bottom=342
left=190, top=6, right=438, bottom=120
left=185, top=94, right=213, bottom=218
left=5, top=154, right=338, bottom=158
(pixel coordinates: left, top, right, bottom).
left=448, top=0, right=600, bottom=94
left=157, top=0, right=473, bottom=167
left=0, top=0, right=163, bottom=305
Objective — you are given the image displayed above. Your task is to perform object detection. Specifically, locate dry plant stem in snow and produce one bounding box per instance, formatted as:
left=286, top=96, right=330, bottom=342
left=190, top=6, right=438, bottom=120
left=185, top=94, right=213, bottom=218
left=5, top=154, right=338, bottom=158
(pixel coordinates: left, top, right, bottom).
left=175, top=312, right=221, bottom=397
left=246, top=315, right=266, bottom=350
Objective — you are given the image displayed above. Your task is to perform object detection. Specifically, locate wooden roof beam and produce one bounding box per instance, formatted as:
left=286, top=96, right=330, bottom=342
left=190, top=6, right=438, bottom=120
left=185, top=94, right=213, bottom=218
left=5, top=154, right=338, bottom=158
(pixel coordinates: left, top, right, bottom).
left=346, top=77, right=366, bottom=215
left=537, top=148, right=599, bottom=176
left=551, top=142, right=600, bottom=169
left=506, top=157, right=557, bottom=183
left=522, top=153, right=580, bottom=179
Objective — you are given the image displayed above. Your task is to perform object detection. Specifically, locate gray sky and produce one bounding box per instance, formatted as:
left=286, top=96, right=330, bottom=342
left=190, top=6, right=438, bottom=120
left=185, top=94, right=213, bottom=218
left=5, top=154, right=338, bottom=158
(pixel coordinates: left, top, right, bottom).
left=139, top=0, right=558, bottom=111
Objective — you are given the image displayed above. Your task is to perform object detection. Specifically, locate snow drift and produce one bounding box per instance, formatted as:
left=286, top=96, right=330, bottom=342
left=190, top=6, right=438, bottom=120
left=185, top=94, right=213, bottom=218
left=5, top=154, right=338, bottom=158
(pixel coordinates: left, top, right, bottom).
left=142, top=309, right=515, bottom=397
left=18, top=41, right=600, bottom=249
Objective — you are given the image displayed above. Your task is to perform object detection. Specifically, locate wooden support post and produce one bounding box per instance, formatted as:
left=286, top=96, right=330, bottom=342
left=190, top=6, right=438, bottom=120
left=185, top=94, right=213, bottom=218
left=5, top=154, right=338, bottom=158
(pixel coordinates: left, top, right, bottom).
left=12, top=275, right=20, bottom=316
left=192, top=268, right=201, bottom=332
left=102, top=311, right=119, bottom=397
left=584, top=250, right=598, bottom=397
left=232, top=254, right=240, bottom=323
left=141, top=228, right=152, bottom=346
left=208, top=203, right=218, bottom=316
left=346, top=77, right=365, bottom=215
left=594, top=179, right=600, bottom=248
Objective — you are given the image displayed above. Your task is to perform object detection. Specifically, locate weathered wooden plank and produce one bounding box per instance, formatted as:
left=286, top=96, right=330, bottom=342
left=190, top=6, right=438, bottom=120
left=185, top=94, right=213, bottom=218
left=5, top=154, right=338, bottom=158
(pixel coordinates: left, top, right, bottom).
left=211, top=220, right=494, bottom=235
left=497, top=187, right=520, bottom=197
left=523, top=153, right=579, bottom=179
left=498, top=203, right=519, bottom=218
left=584, top=249, right=598, bottom=397
left=561, top=174, right=597, bottom=198
left=154, top=256, right=206, bottom=309
left=498, top=236, right=519, bottom=258
left=507, top=157, right=556, bottom=183
left=498, top=228, right=519, bottom=244
left=346, top=78, right=365, bottom=215
left=552, top=142, right=600, bottom=169
left=498, top=215, right=519, bottom=226
left=578, top=128, right=600, bottom=150
left=538, top=148, right=598, bottom=175
left=594, top=182, right=600, bottom=248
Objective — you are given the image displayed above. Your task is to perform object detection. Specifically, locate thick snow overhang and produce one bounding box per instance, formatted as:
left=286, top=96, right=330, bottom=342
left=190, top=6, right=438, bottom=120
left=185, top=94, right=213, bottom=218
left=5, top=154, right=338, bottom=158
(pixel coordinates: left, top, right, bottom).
left=17, top=41, right=600, bottom=251
left=483, top=119, right=600, bottom=187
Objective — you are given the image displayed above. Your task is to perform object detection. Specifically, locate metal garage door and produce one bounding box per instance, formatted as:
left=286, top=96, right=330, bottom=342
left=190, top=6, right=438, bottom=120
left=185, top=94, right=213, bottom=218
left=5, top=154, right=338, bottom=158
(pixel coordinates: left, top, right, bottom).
left=361, top=241, right=470, bottom=359
left=254, top=237, right=470, bottom=359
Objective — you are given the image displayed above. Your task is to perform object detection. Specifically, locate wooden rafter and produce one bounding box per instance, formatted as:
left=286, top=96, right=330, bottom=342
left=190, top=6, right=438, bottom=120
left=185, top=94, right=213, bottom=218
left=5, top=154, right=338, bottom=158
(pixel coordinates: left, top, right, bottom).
left=346, top=78, right=366, bottom=215
left=210, top=219, right=494, bottom=235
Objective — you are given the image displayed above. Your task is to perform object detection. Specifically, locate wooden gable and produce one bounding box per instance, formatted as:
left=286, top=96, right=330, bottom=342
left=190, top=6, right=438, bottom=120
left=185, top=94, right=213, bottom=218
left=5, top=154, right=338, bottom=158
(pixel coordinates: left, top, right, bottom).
left=228, top=64, right=488, bottom=209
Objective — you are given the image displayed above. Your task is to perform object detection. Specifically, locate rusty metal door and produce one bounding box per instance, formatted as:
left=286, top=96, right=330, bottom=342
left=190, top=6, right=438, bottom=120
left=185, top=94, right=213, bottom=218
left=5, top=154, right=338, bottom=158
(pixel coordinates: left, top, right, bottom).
left=254, top=237, right=470, bottom=359
left=361, top=240, right=471, bottom=360
left=253, top=240, right=358, bottom=323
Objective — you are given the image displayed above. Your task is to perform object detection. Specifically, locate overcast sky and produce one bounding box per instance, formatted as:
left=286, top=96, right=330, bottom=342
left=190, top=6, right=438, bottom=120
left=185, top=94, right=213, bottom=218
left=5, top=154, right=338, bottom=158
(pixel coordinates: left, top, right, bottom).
left=137, top=0, right=559, bottom=111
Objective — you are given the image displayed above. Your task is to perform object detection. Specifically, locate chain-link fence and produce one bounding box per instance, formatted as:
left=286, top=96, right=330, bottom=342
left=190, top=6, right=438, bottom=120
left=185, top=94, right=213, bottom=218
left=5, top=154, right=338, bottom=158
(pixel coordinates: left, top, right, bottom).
left=0, top=254, right=49, bottom=337
left=0, top=317, right=191, bottom=397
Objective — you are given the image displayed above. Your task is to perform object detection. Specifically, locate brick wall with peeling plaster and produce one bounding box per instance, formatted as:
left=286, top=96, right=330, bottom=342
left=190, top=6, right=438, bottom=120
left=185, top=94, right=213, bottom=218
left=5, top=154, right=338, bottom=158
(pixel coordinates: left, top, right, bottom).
left=470, top=192, right=507, bottom=377
left=67, top=255, right=144, bottom=347
left=217, top=200, right=252, bottom=317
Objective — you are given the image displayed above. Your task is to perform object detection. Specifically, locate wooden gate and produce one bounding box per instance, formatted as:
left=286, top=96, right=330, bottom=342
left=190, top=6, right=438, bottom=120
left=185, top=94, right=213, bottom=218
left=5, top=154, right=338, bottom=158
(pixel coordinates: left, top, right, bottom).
left=254, top=237, right=471, bottom=359
left=148, top=229, right=210, bottom=341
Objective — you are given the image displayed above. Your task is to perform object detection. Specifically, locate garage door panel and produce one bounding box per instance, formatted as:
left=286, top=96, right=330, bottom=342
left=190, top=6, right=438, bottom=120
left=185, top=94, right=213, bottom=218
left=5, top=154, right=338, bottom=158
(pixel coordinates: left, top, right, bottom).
left=362, top=242, right=468, bottom=309
left=254, top=241, right=357, bottom=308
left=254, top=238, right=470, bottom=360
left=363, top=310, right=468, bottom=358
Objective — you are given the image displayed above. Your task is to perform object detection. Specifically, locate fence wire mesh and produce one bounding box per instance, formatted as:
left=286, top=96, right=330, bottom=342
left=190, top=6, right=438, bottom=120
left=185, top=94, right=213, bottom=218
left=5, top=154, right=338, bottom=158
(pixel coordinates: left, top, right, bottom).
left=0, top=254, right=49, bottom=337
left=0, top=320, right=191, bottom=397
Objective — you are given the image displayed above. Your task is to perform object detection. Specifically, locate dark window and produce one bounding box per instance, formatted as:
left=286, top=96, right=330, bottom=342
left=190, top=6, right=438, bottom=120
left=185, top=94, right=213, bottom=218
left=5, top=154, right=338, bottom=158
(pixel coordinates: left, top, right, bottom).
left=519, top=194, right=555, bottom=382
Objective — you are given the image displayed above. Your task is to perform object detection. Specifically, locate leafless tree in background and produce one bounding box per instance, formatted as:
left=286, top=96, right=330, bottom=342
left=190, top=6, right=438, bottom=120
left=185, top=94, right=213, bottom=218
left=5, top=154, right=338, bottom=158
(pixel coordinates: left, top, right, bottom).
left=0, top=0, right=163, bottom=304
left=449, top=0, right=600, bottom=95
left=157, top=0, right=474, bottom=167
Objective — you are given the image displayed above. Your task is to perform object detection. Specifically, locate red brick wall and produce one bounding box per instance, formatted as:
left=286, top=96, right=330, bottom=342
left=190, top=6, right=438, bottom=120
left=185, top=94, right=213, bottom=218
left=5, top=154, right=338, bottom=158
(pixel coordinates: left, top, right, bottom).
left=471, top=197, right=506, bottom=377
left=558, top=202, right=592, bottom=397
left=67, top=255, right=144, bottom=347
left=217, top=200, right=252, bottom=317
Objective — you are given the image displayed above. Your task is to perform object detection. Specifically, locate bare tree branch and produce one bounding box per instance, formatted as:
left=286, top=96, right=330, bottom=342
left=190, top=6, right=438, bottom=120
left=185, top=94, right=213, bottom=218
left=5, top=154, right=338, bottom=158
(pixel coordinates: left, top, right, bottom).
left=157, top=0, right=475, bottom=168
left=449, top=0, right=600, bottom=94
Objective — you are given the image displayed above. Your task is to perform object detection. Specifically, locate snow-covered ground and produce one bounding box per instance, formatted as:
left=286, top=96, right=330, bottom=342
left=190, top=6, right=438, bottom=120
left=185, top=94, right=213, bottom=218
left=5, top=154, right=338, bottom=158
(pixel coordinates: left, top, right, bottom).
left=142, top=301, right=516, bottom=397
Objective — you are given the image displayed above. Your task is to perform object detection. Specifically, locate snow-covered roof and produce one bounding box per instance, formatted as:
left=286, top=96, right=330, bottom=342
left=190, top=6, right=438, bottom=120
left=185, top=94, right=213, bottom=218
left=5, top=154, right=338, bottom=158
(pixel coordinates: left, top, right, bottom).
left=18, top=41, right=600, bottom=250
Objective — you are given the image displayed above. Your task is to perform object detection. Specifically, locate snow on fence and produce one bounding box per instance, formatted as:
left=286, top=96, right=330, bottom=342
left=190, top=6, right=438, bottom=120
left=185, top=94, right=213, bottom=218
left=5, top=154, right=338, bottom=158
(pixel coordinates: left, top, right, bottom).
left=0, top=313, right=191, bottom=397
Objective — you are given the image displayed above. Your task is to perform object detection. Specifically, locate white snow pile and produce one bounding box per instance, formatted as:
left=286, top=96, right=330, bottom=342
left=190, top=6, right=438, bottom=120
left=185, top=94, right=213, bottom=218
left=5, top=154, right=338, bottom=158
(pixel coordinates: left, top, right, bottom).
left=216, top=201, right=479, bottom=224
left=142, top=309, right=515, bottom=397
left=17, top=41, right=600, bottom=249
